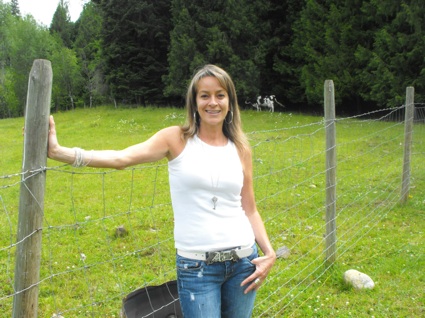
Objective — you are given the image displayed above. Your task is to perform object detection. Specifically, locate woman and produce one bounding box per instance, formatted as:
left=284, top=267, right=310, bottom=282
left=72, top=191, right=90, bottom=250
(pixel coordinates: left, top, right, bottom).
left=48, top=64, right=276, bottom=317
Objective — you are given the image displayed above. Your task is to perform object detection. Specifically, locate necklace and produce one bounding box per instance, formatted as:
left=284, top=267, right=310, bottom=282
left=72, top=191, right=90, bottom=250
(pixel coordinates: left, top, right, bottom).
left=212, top=196, right=218, bottom=210
left=211, top=167, right=220, bottom=210
left=197, top=135, right=223, bottom=210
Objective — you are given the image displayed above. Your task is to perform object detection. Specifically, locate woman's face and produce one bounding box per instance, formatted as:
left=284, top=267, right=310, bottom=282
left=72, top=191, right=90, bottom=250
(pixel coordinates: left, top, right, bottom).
left=196, top=76, right=229, bottom=127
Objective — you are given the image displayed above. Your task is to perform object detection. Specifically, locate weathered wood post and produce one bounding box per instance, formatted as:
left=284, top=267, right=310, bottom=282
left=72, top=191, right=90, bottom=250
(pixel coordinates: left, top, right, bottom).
left=324, top=80, right=337, bottom=264
left=401, top=87, right=414, bottom=203
left=13, top=60, right=52, bottom=318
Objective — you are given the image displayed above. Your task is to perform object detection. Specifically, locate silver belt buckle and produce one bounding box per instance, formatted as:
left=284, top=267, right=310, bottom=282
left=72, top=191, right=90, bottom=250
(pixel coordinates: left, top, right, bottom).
left=205, top=249, right=239, bottom=265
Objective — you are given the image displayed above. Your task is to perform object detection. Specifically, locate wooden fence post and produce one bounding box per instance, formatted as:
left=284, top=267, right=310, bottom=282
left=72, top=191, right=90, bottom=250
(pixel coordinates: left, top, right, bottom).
left=12, top=60, right=52, bottom=318
left=324, top=80, right=337, bottom=264
left=401, top=87, right=414, bottom=203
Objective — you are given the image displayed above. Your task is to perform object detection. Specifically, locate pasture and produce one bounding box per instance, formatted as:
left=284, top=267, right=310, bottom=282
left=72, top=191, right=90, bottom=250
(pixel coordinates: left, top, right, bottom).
left=1, top=106, right=424, bottom=317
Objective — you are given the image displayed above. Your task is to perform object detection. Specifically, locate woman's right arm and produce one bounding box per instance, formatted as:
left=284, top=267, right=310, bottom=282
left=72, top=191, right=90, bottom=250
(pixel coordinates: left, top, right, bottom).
left=48, top=115, right=181, bottom=169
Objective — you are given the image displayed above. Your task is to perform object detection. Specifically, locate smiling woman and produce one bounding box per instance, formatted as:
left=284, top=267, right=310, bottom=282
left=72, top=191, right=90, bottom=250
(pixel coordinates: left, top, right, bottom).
left=47, top=64, right=276, bottom=318
left=196, top=76, right=230, bottom=134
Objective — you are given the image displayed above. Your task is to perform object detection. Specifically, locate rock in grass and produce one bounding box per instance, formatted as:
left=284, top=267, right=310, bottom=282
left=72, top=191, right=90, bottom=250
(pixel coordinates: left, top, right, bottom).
left=343, top=269, right=375, bottom=290
left=276, top=246, right=291, bottom=259
left=115, top=225, right=129, bottom=238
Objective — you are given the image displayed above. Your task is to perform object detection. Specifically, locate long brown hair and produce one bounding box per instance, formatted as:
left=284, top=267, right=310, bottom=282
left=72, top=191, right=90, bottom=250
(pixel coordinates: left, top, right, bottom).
left=181, top=64, right=250, bottom=153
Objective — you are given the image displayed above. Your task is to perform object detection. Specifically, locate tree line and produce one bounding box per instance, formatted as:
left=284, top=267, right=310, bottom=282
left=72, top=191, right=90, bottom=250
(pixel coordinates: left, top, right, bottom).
left=0, top=0, right=423, bottom=118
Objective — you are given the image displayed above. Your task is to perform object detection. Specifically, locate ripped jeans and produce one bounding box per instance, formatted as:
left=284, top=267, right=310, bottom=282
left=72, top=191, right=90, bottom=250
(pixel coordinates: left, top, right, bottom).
left=176, top=245, right=258, bottom=318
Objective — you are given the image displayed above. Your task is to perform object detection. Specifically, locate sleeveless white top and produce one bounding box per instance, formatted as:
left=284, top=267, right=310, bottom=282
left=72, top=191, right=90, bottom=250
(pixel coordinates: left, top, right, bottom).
left=168, top=135, right=255, bottom=251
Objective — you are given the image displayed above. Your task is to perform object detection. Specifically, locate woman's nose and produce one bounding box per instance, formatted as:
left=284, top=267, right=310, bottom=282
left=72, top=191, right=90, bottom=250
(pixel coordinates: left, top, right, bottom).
left=209, top=96, right=218, bottom=106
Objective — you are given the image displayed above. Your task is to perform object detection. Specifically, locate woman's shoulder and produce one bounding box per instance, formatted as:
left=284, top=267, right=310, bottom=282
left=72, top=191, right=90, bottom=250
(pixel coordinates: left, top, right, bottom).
left=159, top=125, right=183, bottom=136
left=158, top=126, right=186, bottom=160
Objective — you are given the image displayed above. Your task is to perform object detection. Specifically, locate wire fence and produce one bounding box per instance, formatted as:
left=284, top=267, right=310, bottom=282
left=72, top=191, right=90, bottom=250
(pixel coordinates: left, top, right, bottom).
left=1, top=104, right=424, bottom=317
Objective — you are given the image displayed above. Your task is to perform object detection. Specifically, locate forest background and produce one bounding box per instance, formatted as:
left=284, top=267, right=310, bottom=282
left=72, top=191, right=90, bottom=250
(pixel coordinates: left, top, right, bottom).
left=0, top=0, right=424, bottom=119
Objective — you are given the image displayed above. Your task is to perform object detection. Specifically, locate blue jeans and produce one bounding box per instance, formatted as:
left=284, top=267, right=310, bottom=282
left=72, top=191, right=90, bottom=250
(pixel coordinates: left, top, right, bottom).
left=176, top=245, right=258, bottom=318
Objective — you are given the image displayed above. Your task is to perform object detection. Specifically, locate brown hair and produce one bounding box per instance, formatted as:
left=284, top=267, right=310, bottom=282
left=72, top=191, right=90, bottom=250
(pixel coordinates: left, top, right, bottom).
left=181, top=64, right=250, bottom=153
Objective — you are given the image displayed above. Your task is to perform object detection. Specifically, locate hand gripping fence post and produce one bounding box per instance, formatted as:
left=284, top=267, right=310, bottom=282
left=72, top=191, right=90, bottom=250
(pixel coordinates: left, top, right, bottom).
left=12, top=60, right=52, bottom=318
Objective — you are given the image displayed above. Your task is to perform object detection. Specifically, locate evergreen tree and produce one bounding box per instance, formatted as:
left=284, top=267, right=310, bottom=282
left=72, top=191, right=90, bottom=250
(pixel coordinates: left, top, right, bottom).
left=289, top=0, right=376, bottom=111
left=50, top=0, right=74, bottom=48
left=10, top=0, right=20, bottom=17
left=92, top=0, right=172, bottom=105
left=165, top=0, right=269, bottom=102
left=289, top=0, right=424, bottom=110
left=356, top=0, right=425, bottom=107
left=73, top=1, right=106, bottom=107
left=263, top=0, right=305, bottom=108
left=1, top=0, right=423, bottom=117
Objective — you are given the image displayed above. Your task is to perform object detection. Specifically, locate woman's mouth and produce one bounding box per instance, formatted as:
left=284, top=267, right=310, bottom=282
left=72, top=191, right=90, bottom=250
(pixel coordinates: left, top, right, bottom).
left=206, top=110, right=221, bottom=114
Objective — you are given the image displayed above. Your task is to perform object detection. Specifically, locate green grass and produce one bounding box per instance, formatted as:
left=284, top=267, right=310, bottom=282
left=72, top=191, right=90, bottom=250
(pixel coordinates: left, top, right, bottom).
left=1, top=106, right=424, bottom=317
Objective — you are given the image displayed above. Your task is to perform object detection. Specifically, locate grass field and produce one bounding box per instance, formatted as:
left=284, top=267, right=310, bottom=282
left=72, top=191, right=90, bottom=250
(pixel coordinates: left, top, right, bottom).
left=1, top=105, right=424, bottom=317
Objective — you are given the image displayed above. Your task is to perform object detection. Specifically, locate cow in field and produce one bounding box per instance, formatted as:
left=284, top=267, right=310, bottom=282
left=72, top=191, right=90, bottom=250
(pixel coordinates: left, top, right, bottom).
left=245, top=95, right=284, bottom=112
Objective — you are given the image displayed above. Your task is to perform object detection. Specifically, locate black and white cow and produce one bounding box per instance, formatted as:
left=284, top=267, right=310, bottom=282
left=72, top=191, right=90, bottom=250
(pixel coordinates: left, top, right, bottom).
left=245, top=95, right=284, bottom=112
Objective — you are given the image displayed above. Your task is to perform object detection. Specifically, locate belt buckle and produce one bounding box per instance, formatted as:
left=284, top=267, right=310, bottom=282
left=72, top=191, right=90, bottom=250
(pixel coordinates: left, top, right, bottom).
left=205, top=249, right=240, bottom=265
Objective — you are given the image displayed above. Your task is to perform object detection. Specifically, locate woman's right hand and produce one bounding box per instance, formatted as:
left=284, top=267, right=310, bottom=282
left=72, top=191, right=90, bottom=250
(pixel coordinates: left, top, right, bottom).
left=48, top=115, right=60, bottom=159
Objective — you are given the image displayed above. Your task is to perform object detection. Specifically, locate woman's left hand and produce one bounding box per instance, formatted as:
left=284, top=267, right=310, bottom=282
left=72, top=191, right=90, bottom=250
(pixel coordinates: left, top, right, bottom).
left=241, top=253, right=276, bottom=294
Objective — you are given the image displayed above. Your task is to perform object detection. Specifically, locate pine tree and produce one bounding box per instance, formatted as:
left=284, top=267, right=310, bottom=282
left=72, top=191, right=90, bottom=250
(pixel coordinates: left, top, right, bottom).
left=165, top=0, right=269, bottom=101
left=92, top=0, right=172, bottom=105
left=357, top=0, right=425, bottom=107
left=73, top=1, right=105, bottom=107
left=10, top=0, right=20, bottom=17
left=263, top=0, right=306, bottom=108
left=50, top=0, right=74, bottom=48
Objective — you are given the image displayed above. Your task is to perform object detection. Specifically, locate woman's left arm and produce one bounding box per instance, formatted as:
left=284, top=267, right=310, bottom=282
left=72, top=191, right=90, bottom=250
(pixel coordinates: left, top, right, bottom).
left=239, top=148, right=276, bottom=294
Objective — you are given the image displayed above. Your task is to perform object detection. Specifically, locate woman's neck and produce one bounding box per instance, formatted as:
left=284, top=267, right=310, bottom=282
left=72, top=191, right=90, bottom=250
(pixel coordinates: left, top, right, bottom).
left=197, top=126, right=227, bottom=146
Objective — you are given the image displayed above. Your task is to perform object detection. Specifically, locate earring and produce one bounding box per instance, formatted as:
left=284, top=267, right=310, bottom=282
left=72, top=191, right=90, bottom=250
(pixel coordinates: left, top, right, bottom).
left=193, top=111, right=197, bottom=124
left=225, top=111, right=233, bottom=124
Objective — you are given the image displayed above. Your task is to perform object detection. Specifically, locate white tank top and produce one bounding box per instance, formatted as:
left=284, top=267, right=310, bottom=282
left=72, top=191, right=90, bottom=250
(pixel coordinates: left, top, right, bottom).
left=168, top=135, right=255, bottom=251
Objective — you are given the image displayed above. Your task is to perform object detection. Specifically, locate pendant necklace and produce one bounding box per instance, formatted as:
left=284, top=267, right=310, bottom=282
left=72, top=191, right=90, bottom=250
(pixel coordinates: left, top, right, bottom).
left=198, top=135, right=221, bottom=210
left=209, top=143, right=220, bottom=210
left=211, top=167, right=220, bottom=210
